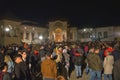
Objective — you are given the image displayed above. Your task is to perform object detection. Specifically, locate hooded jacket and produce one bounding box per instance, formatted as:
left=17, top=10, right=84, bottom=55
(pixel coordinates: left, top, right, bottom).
left=41, top=59, right=57, bottom=79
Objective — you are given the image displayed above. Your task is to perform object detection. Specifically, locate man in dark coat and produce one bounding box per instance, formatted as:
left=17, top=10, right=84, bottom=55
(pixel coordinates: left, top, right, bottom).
left=112, top=47, right=120, bottom=80
left=113, top=59, right=120, bottom=80
left=14, top=54, right=28, bottom=80
left=0, top=48, right=5, bottom=64
left=73, top=50, right=83, bottom=79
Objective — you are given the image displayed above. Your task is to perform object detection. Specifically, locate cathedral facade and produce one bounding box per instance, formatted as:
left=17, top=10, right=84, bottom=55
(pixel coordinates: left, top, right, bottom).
left=1, top=18, right=120, bottom=46
left=48, top=20, right=78, bottom=42
left=0, top=18, right=78, bottom=45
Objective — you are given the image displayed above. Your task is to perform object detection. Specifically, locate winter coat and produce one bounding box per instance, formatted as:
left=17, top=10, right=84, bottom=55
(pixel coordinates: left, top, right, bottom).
left=87, top=53, right=103, bottom=71
left=41, top=59, right=57, bottom=79
left=103, top=55, right=114, bottom=74
left=14, top=61, right=28, bottom=80
left=62, top=49, right=70, bottom=64
left=73, top=52, right=83, bottom=66
left=113, top=59, right=120, bottom=80
left=0, top=53, right=5, bottom=65
left=112, top=50, right=120, bottom=62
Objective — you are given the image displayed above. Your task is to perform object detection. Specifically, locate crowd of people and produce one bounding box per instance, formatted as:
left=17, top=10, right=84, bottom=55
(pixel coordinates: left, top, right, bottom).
left=0, top=41, right=120, bottom=80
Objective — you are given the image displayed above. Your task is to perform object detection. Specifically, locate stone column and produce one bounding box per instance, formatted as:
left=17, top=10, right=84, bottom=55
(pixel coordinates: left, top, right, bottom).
left=29, top=32, right=32, bottom=42
left=65, top=31, right=67, bottom=42
left=53, top=32, right=55, bottom=41
left=62, top=31, right=66, bottom=42
left=72, top=32, right=74, bottom=41
left=23, top=31, right=26, bottom=40
left=34, top=32, right=38, bottom=39
left=61, top=33, right=63, bottom=42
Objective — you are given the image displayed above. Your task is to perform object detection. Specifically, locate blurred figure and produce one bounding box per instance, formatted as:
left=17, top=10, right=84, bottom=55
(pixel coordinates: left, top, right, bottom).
left=86, top=47, right=94, bottom=74
left=84, top=44, right=89, bottom=56
left=0, top=48, right=5, bottom=65
left=113, top=59, right=120, bottom=80
left=4, top=55, right=14, bottom=78
left=112, top=46, right=120, bottom=80
left=103, top=51, right=114, bottom=80
left=62, top=45, right=70, bottom=80
left=0, top=62, right=12, bottom=80
left=88, top=47, right=103, bottom=80
left=73, top=50, right=83, bottom=79
left=14, top=54, right=28, bottom=80
left=21, top=50, right=31, bottom=80
left=41, top=52, right=57, bottom=80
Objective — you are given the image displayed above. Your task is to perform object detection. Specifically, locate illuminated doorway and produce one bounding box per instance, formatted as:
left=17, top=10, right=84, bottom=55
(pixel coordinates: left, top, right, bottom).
left=54, top=28, right=63, bottom=42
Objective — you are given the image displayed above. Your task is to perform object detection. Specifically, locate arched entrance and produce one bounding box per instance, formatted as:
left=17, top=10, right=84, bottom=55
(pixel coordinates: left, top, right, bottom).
left=54, top=28, right=63, bottom=42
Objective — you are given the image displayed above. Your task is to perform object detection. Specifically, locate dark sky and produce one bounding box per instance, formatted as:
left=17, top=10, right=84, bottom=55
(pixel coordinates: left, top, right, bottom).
left=0, top=0, right=120, bottom=28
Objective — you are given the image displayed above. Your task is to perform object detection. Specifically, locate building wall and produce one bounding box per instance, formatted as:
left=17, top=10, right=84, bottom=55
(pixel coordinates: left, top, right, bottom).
left=94, top=26, right=114, bottom=41
left=78, top=26, right=120, bottom=42
left=0, top=20, right=4, bottom=45
left=0, top=19, right=21, bottom=45
left=69, top=27, right=78, bottom=42
left=114, top=26, right=120, bottom=40
left=21, top=25, right=48, bottom=44
left=49, top=20, right=68, bottom=42
left=1, top=18, right=120, bottom=45
left=78, top=28, right=93, bottom=42
left=0, top=19, right=48, bottom=45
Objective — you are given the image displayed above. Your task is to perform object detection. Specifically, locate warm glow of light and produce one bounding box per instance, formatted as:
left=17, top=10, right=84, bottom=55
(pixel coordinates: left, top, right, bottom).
left=39, top=35, right=43, bottom=40
left=84, top=29, right=86, bottom=32
left=5, top=27, right=10, bottom=32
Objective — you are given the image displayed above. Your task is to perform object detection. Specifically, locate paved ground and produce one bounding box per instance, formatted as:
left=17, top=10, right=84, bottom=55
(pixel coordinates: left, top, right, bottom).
left=35, top=68, right=104, bottom=80
left=69, top=70, right=104, bottom=80
left=70, top=70, right=89, bottom=80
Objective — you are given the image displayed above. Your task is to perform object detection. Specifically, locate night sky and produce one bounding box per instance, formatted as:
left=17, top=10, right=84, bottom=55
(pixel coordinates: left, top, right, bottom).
left=0, top=0, right=120, bottom=28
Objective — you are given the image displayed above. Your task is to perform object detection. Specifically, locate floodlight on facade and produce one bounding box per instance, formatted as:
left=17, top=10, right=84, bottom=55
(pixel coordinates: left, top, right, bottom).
left=39, top=35, right=43, bottom=40
left=83, top=29, right=86, bottom=32
left=5, top=27, right=10, bottom=32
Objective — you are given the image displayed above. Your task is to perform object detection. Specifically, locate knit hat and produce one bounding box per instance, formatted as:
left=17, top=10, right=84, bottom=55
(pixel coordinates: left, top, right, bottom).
left=106, top=47, right=113, bottom=52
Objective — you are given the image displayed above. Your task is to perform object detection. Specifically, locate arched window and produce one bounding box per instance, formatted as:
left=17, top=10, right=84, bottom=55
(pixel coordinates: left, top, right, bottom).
left=26, top=32, right=29, bottom=39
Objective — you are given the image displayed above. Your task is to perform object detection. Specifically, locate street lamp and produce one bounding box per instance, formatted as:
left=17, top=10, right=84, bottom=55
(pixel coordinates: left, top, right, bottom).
left=83, top=28, right=86, bottom=32
left=39, top=35, right=43, bottom=40
left=4, top=27, right=10, bottom=37
left=5, top=27, right=10, bottom=32
left=4, top=27, right=10, bottom=46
